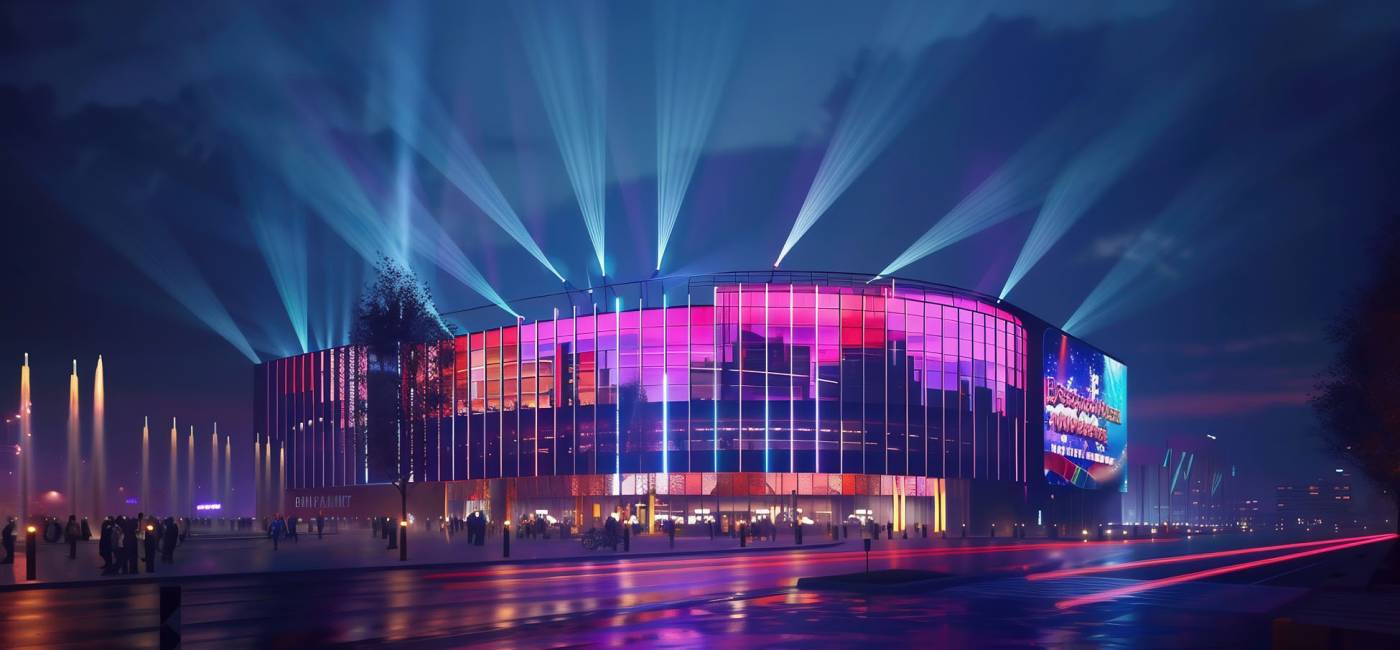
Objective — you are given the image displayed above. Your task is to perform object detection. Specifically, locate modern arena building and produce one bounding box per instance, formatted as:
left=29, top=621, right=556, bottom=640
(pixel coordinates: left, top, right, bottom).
left=254, top=271, right=1128, bottom=536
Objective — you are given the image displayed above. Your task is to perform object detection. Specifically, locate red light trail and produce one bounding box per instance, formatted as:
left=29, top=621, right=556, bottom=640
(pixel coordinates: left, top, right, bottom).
left=425, top=538, right=1175, bottom=585
left=1054, top=534, right=1397, bottom=610
left=1027, top=534, right=1394, bottom=581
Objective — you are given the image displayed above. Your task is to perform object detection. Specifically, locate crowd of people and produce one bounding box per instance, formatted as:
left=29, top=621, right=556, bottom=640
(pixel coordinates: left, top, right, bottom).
left=96, top=514, right=187, bottom=574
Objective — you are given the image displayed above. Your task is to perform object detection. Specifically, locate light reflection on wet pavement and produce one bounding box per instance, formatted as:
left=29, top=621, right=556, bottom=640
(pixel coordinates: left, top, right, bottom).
left=0, top=533, right=1385, bottom=648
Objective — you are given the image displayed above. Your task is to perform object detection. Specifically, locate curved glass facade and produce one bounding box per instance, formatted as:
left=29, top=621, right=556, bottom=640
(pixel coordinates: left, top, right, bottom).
left=257, top=275, right=1029, bottom=495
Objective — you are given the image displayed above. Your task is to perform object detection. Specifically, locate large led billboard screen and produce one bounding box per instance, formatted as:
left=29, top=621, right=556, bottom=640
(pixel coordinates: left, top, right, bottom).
left=1043, top=331, right=1127, bottom=491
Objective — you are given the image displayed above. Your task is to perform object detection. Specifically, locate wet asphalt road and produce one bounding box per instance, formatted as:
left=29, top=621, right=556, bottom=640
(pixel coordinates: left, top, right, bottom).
left=1, top=532, right=1391, bottom=648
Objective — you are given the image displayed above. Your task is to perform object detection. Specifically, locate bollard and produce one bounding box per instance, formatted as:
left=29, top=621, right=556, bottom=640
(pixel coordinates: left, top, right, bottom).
left=863, top=538, right=872, bottom=573
left=921, top=523, right=927, bottom=539
left=990, top=523, right=996, bottom=538
left=399, top=520, right=408, bottom=562
left=739, top=524, right=747, bottom=547
left=503, top=522, right=511, bottom=558
left=160, top=585, right=181, bottom=650
left=961, top=524, right=967, bottom=538
left=623, top=526, right=630, bottom=552
left=902, top=526, right=908, bottom=540
left=796, top=524, right=803, bottom=545
left=842, top=524, right=848, bottom=539
left=25, top=526, right=37, bottom=581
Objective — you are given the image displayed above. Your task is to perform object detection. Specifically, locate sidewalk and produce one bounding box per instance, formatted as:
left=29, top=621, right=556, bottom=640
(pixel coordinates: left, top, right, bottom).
left=0, top=526, right=848, bottom=589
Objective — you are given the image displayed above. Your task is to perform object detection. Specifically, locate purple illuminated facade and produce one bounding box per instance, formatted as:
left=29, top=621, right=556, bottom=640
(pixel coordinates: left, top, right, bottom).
left=254, top=273, right=1081, bottom=533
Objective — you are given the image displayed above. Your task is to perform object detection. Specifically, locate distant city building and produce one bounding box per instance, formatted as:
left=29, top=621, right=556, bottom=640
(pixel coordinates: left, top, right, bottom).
left=1235, top=498, right=1262, bottom=532
left=1274, top=470, right=1354, bottom=531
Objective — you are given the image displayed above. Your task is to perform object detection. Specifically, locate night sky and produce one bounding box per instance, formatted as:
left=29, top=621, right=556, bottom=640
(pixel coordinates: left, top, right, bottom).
left=2, top=1, right=1398, bottom=512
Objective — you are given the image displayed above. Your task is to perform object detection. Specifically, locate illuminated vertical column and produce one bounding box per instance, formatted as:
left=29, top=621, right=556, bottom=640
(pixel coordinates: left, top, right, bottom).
left=141, top=417, right=150, bottom=514
left=67, top=360, right=80, bottom=517
left=263, top=433, right=272, bottom=515
left=93, top=356, right=105, bottom=522
left=253, top=435, right=261, bottom=518
left=18, top=354, right=31, bottom=525
left=169, top=418, right=178, bottom=516
left=187, top=426, right=194, bottom=515
left=223, top=435, right=231, bottom=511
left=789, top=284, right=795, bottom=472
left=279, top=442, right=286, bottom=515
left=211, top=425, right=219, bottom=507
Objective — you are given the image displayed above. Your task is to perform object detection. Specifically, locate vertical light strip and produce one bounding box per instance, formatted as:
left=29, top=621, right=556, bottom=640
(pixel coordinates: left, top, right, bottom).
left=686, top=293, right=692, bottom=472
left=763, top=282, right=770, bottom=473
left=553, top=307, right=560, bottom=477
left=614, top=296, right=621, bottom=494
left=534, top=319, right=540, bottom=477
left=662, top=294, right=669, bottom=476
left=517, top=317, right=524, bottom=478
left=571, top=306, right=578, bottom=476
left=592, top=303, right=598, bottom=477
left=851, top=292, right=862, bottom=473
left=712, top=286, right=719, bottom=471
left=789, top=284, right=795, bottom=472
left=737, top=284, right=743, bottom=472
left=837, top=288, right=843, bottom=475
left=451, top=350, right=457, bottom=481
left=499, top=328, right=504, bottom=478
left=465, top=334, right=472, bottom=480
left=884, top=285, right=889, bottom=475
left=814, top=285, right=820, bottom=474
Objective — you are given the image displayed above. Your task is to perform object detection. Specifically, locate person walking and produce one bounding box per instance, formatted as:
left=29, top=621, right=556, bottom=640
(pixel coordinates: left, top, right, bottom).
left=1, top=517, right=15, bottom=564
left=316, top=512, right=325, bottom=540
left=142, top=519, right=158, bottom=573
left=98, top=517, right=113, bottom=571
left=161, top=517, right=178, bottom=563
left=288, top=516, right=299, bottom=543
left=80, top=517, right=91, bottom=541
left=268, top=515, right=285, bottom=551
left=65, top=515, right=81, bottom=559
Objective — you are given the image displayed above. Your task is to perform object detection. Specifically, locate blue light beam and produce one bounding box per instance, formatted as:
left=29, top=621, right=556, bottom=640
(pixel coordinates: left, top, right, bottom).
left=517, top=0, right=609, bottom=275
left=655, top=0, right=747, bottom=271
left=1062, top=118, right=1341, bottom=336
left=248, top=203, right=310, bottom=354
left=999, top=78, right=1206, bottom=300
left=878, top=112, right=1081, bottom=278
left=776, top=1, right=973, bottom=266
left=376, top=43, right=565, bottom=281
